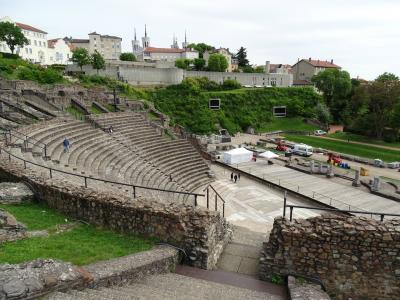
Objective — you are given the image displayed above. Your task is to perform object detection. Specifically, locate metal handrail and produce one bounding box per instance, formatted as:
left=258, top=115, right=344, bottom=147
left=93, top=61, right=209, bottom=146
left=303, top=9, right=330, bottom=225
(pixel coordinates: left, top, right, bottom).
left=282, top=199, right=400, bottom=222
left=0, top=146, right=204, bottom=202
left=203, top=184, right=226, bottom=217
left=5, top=128, right=47, bottom=148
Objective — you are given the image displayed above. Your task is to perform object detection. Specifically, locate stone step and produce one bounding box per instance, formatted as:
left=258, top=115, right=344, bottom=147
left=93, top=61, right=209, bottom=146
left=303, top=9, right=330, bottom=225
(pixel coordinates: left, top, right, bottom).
left=140, top=272, right=281, bottom=300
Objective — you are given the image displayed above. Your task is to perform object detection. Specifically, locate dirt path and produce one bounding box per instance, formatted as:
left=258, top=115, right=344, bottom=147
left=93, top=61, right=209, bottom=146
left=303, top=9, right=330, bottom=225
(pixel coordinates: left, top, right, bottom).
left=316, top=136, right=400, bottom=151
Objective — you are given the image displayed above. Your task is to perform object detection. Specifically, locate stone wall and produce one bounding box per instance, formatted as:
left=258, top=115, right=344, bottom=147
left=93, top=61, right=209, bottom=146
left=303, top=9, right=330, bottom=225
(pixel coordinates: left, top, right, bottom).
left=259, top=215, right=400, bottom=299
left=0, top=159, right=231, bottom=270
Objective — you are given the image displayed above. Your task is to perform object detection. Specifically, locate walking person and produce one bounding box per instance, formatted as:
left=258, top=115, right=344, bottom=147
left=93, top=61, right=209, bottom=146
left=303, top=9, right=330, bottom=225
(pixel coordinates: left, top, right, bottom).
left=63, top=137, right=70, bottom=153
left=230, top=172, right=234, bottom=181
left=238, top=173, right=241, bottom=181
left=234, top=174, right=238, bottom=183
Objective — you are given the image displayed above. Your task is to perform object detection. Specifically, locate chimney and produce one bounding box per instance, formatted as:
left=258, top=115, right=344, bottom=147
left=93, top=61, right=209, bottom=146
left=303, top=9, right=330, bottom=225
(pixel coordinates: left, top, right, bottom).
left=265, top=61, right=270, bottom=74
left=309, top=57, right=311, bottom=62
left=331, top=59, right=334, bottom=64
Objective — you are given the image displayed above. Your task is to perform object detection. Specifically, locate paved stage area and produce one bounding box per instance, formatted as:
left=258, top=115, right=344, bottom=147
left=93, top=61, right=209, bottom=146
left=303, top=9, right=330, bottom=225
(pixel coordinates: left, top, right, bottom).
left=199, top=164, right=322, bottom=233
left=234, top=160, right=400, bottom=217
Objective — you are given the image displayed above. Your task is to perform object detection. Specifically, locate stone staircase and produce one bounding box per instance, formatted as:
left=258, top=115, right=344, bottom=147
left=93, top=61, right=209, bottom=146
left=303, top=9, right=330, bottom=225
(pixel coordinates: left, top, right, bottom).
left=46, top=272, right=282, bottom=300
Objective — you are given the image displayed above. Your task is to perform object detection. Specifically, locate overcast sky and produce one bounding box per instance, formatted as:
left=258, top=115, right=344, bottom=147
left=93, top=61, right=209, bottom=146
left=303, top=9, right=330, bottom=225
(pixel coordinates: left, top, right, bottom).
left=3, top=0, right=400, bottom=79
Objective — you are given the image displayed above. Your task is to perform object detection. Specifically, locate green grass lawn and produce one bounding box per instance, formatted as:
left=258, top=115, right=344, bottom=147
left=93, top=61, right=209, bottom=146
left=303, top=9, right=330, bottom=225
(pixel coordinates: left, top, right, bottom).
left=0, top=202, right=68, bottom=230
left=284, top=134, right=400, bottom=162
left=90, top=104, right=104, bottom=115
left=328, top=132, right=400, bottom=148
left=0, top=202, right=156, bottom=265
left=259, top=117, right=319, bottom=133
left=0, top=225, right=155, bottom=265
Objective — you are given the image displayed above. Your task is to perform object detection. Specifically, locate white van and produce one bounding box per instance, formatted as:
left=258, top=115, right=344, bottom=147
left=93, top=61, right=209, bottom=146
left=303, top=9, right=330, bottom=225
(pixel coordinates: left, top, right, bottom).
left=293, top=143, right=313, bottom=157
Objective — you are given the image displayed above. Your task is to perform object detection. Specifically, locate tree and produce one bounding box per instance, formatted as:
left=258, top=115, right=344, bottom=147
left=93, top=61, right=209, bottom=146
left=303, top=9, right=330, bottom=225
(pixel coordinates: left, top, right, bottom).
left=91, top=50, right=105, bottom=74
left=366, top=79, right=400, bottom=139
left=207, top=53, right=228, bottom=72
left=0, top=22, right=29, bottom=54
left=312, top=68, right=352, bottom=123
left=119, top=52, right=136, bottom=61
left=187, top=43, right=214, bottom=58
left=193, top=58, right=206, bottom=71
left=175, top=58, right=192, bottom=70
left=242, top=65, right=254, bottom=73
left=315, top=102, right=332, bottom=126
left=71, top=48, right=91, bottom=71
left=376, top=72, right=399, bottom=82
left=235, top=47, right=249, bottom=67
left=254, top=66, right=265, bottom=73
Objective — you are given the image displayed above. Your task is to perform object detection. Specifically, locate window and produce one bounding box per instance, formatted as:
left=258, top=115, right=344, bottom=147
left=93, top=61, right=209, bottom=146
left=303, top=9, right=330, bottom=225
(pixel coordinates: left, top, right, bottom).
left=25, top=48, right=28, bottom=54
left=34, top=40, right=37, bottom=46
left=29, top=48, right=32, bottom=54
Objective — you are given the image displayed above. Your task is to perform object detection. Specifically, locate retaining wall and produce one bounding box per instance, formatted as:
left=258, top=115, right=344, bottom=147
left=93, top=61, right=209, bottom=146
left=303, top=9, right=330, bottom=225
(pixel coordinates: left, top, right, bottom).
left=259, top=215, right=400, bottom=299
left=0, top=158, right=231, bottom=270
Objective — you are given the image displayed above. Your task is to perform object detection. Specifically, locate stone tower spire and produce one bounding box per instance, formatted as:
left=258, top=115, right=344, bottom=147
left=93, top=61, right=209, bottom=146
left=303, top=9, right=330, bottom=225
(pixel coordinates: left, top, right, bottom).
left=171, top=33, right=179, bottom=49
left=132, top=26, right=143, bottom=56
left=142, top=24, right=150, bottom=48
left=182, top=30, right=189, bottom=49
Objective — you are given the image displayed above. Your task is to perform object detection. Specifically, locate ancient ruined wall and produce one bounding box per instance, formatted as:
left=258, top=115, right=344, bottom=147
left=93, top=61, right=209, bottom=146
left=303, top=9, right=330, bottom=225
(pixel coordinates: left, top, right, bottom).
left=0, top=159, right=231, bottom=270
left=259, top=215, right=400, bottom=300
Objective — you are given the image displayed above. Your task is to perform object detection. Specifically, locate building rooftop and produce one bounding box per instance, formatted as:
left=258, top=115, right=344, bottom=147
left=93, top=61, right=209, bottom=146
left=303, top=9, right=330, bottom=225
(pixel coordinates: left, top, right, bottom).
left=144, top=47, right=197, bottom=54
left=69, top=39, right=89, bottom=43
left=294, top=58, right=340, bottom=68
left=16, top=22, right=47, bottom=34
left=88, top=32, right=122, bottom=40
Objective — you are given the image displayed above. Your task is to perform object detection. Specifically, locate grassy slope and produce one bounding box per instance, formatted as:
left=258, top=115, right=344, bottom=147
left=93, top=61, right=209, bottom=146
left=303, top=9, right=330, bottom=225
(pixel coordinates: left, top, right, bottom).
left=329, top=132, right=400, bottom=148
left=0, top=202, right=156, bottom=265
left=284, top=134, right=400, bottom=162
left=259, top=117, right=319, bottom=132
left=152, top=87, right=322, bottom=134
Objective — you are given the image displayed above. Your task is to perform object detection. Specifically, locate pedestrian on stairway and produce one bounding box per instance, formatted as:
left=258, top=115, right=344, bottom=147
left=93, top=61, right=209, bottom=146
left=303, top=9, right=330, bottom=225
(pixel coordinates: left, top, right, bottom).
left=234, top=174, right=238, bottom=183
left=63, top=137, right=70, bottom=153
left=230, top=172, right=234, bottom=181
left=170, top=174, right=173, bottom=182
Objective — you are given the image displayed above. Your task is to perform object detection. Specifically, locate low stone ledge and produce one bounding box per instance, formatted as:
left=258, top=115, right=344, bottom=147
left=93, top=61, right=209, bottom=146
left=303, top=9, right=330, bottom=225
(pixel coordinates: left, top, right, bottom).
left=85, top=245, right=179, bottom=288
left=0, top=259, right=87, bottom=300
left=288, top=276, right=331, bottom=300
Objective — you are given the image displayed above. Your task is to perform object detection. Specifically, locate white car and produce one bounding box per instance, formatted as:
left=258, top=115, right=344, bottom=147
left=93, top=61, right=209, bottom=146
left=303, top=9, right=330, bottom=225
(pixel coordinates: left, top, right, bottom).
left=314, top=130, right=327, bottom=136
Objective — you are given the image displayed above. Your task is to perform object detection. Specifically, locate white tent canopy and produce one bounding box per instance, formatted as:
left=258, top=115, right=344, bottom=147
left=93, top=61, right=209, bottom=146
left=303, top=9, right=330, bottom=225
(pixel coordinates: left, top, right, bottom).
left=259, top=151, right=279, bottom=159
left=223, top=148, right=253, bottom=164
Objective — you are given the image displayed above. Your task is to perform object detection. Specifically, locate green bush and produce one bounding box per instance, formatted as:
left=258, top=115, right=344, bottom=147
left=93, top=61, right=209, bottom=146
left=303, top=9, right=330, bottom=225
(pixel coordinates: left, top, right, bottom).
left=16, top=65, right=63, bottom=84
left=0, top=52, right=20, bottom=59
left=222, top=79, right=241, bottom=90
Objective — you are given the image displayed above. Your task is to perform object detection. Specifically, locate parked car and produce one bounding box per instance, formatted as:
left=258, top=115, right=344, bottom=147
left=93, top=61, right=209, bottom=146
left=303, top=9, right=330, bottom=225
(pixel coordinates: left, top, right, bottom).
left=293, top=144, right=313, bottom=157
left=314, top=129, right=327, bottom=136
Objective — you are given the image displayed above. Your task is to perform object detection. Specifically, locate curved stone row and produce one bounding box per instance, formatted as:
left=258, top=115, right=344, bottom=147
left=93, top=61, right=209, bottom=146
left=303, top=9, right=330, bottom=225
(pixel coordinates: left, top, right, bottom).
left=9, top=114, right=212, bottom=205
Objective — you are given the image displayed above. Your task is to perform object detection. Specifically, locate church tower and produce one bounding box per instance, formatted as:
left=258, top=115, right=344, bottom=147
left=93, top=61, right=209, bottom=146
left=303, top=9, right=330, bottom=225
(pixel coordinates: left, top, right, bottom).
left=182, top=30, right=189, bottom=49
left=132, top=27, right=142, bottom=55
left=142, top=24, right=150, bottom=48
left=171, top=34, right=179, bottom=49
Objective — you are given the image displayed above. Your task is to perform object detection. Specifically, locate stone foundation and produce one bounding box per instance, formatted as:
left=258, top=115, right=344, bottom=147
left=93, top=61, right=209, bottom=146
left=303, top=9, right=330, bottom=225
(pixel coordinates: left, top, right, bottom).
left=259, top=215, right=400, bottom=299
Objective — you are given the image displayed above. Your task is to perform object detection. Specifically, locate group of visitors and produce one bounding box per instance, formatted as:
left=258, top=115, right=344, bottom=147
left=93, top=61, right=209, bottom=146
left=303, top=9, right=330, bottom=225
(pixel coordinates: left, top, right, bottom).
left=230, top=172, right=241, bottom=183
